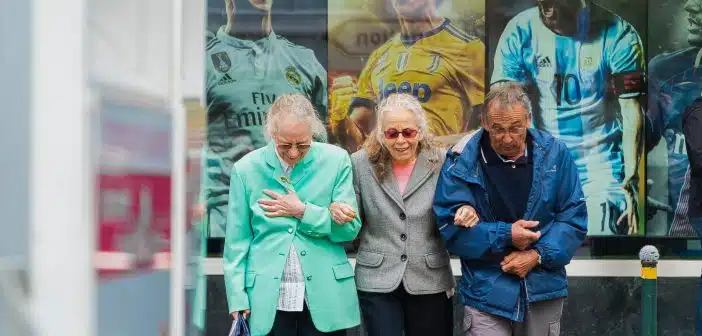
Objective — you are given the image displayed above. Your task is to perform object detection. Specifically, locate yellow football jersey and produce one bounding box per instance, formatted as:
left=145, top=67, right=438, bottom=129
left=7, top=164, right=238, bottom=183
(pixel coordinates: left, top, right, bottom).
left=354, top=19, right=485, bottom=136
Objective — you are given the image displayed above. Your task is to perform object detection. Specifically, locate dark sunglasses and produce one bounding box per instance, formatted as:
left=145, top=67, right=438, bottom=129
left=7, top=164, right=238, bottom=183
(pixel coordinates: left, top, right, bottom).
left=383, top=128, right=418, bottom=139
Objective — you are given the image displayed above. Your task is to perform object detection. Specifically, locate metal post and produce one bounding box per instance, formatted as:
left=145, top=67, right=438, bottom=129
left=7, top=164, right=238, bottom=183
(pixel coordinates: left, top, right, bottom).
left=639, top=245, right=660, bottom=336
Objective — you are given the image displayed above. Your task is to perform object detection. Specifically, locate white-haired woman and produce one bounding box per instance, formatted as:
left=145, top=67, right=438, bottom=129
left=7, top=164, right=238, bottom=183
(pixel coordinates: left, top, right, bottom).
left=224, top=94, right=362, bottom=336
left=330, top=93, right=455, bottom=336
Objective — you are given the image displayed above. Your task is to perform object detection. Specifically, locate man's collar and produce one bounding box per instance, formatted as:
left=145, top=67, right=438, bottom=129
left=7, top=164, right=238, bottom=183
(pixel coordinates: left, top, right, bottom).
left=493, top=146, right=528, bottom=164
left=216, top=26, right=277, bottom=52
left=479, top=132, right=532, bottom=165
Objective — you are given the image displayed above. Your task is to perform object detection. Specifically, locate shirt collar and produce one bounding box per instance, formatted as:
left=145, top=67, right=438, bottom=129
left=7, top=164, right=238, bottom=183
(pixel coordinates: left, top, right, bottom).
left=480, top=132, right=532, bottom=166
left=400, top=18, right=450, bottom=46
left=216, top=25, right=277, bottom=53
left=274, top=148, right=292, bottom=175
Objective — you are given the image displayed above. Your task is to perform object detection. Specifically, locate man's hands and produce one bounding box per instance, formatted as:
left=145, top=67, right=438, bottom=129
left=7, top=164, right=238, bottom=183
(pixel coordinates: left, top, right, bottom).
left=454, top=205, right=479, bottom=228
left=511, top=220, right=541, bottom=250
left=451, top=206, right=541, bottom=278
left=258, top=189, right=306, bottom=219
left=329, top=201, right=357, bottom=224
left=501, top=249, right=540, bottom=278
left=453, top=206, right=540, bottom=250
left=231, top=310, right=250, bottom=320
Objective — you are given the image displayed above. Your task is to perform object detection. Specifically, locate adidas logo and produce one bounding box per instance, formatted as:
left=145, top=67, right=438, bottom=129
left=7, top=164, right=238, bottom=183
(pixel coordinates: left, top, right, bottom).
left=218, top=73, right=236, bottom=85
left=537, top=56, right=552, bottom=68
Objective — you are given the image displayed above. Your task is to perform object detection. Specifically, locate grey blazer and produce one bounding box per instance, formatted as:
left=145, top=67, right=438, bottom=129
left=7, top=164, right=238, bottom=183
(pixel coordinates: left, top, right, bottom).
left=351, top=148, right=455, bottom=295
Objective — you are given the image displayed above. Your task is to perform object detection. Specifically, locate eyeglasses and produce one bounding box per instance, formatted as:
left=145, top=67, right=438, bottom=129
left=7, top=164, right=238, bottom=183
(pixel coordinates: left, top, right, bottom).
left=383, top=128, right=418, bottom=140
left=276, top=142, right=311, bottom=152
left=489, top=126, right=527, bottom=138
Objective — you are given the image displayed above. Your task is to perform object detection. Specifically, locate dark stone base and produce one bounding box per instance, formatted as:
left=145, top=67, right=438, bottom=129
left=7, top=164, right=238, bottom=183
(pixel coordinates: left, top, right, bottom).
left=204, top=276, right=698, bottom=335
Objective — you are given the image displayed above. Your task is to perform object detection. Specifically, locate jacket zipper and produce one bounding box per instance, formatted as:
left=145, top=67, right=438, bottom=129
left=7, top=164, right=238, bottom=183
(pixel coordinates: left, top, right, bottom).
left=521, top=141, right=544, bottom=313
left=524, top=280, right=530, bottom=316
left=475, top=163, right=496, bottom=221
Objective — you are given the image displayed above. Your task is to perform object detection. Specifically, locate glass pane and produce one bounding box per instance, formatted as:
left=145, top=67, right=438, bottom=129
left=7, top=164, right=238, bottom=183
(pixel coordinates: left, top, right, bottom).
left=87, top=0, right=175, bottom=334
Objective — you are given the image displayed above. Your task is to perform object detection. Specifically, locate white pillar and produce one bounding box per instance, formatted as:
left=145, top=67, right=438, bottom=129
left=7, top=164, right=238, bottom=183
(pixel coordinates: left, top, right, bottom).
left=29, top=0, right=94, bottom=335
left=170, top=0, right=187, bottom=334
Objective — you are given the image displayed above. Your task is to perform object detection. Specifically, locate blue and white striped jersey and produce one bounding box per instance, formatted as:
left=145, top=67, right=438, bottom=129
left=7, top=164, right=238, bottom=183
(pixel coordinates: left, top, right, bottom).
left=648, top=47, right=700, bottom=225
left=491, top=6, right=645, bottom=197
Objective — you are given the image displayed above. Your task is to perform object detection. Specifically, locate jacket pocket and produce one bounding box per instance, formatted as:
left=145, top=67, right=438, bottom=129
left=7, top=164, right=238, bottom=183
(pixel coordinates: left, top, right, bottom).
left=332, top=262, right=355, bottom=280
left=526, top=267, right=567, bottom=300
left=245, top=272, right=256, bottom=288
left=356, top=250, right=384, bottom=268
left=425, top=251, right=450, bottom=269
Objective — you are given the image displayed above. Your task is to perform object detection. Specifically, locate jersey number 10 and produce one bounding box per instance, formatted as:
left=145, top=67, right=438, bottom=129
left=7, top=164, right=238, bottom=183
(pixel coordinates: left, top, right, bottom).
left=554, top=74, right=582, bottom=106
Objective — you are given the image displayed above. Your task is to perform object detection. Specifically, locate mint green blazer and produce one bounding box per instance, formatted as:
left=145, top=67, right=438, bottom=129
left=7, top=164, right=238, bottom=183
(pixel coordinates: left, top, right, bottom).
left=223, top=142, right=362, bottom=335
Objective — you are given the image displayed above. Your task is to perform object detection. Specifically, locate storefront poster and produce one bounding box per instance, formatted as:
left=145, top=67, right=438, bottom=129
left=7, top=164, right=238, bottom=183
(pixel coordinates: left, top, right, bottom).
left=645, top=0, right=700, bottom=237
left=203, top=0, right=328, bottom=238
left=487, top=0, right=648, bottom=236
left=328, top=0, right=487, bottom=150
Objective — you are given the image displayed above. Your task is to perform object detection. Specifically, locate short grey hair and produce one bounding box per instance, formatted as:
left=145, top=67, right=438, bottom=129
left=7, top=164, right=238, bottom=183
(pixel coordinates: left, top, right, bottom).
left=264, top=94, right=326, bottom=141
left=373, top=93, right=430, bottom=145
left=484, top=81, right=532, bottom=118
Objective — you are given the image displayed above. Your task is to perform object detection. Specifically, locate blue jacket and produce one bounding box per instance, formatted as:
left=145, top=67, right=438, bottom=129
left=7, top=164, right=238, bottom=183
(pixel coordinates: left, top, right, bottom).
left=433, top=129, right=587, bottom=322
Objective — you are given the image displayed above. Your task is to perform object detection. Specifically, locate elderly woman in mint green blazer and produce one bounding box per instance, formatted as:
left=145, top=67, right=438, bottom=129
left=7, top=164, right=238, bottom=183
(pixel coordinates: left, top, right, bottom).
left=223, top=94, right=362, bottom=336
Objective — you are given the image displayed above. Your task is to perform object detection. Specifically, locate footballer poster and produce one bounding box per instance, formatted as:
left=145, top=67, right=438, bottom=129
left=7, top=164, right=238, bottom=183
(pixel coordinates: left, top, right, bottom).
left=328, top=0, right=487, bottom=152
left=487, top=0, right=648, bottom=236
left=204, top=0, right=328, bottom=238
left=646, top=0, right=700, bottom=237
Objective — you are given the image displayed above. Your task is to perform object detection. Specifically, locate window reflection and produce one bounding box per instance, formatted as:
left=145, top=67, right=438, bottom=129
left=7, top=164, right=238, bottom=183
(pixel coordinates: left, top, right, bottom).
left=194, top=0, right=702, bottom=262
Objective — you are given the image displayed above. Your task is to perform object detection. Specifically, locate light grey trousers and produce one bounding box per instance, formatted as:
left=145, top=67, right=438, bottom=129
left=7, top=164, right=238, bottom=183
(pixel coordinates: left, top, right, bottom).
left=462, top=298, right=564, bottom=336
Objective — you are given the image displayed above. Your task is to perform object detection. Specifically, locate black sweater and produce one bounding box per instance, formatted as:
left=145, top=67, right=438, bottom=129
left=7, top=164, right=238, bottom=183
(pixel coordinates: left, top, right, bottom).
left=479, top=133, right=534, bottom=223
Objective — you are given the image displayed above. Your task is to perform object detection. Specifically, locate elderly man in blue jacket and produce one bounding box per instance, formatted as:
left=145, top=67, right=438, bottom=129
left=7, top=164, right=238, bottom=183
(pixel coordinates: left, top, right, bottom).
left=433, top=81, right=587, bottom=335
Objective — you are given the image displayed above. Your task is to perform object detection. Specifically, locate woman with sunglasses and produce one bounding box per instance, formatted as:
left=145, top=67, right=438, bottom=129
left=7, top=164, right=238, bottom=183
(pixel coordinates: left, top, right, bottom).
left=330, top=93, right=455, bottom=336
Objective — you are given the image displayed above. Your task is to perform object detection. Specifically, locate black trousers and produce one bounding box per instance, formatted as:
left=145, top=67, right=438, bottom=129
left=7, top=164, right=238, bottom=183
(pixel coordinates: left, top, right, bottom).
left=358, top=283, right=454, bottom=336
left=267, top=304, right=346, bottom=336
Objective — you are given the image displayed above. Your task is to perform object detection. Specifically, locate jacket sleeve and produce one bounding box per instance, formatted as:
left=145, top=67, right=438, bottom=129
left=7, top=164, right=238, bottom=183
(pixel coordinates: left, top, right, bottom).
left=533, top=143, right=588, bottom=270
left=351, top=157, right=364, bottom=224
left=433, top=157, right=514, bottom=260
left=222, top=166, right=252, bottom=314
left=298, top=153, right=362, bottom=243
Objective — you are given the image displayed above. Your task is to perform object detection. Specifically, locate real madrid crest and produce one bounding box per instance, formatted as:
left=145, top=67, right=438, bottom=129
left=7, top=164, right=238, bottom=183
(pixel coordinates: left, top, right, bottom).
left=211, top=52, right=231, bottom=73
left=285, top=66, right=302, bottom=87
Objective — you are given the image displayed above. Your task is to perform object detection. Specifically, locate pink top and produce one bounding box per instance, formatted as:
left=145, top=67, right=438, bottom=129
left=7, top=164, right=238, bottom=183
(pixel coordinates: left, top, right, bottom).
left=393, top=160, right=416, bottom=194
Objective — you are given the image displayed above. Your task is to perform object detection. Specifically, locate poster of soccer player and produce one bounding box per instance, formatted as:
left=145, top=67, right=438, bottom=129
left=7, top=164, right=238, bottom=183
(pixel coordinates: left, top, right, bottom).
left=203, top=0, right=328, bottom=238
left=646, top=0, right=699, bottom=237
left=328, top=0, right=487, bottom=152
left=488, top=0, right=648, bottom=236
